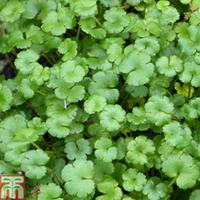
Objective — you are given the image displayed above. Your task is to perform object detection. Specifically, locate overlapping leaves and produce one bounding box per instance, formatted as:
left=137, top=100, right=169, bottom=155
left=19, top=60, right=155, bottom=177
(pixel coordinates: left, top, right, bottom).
left=0, top=0, right=200, bottom=199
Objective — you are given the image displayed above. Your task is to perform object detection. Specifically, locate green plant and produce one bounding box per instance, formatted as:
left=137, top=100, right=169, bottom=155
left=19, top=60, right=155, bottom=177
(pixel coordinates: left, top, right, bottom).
left=0, top=0, right=200, bottom=199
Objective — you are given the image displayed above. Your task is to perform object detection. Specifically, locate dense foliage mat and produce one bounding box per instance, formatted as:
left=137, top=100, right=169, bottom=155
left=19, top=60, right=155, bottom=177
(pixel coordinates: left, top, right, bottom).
left=0, top=0, right=200, bottom=199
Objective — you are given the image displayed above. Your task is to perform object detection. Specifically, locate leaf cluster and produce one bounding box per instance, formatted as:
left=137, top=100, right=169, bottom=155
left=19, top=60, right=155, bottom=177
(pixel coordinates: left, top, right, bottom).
left=0, top=0, right=200, bottom=199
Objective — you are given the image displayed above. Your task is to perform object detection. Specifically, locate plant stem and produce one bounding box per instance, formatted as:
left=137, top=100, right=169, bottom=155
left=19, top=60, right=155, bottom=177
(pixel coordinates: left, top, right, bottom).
left=36, top=90, right=46, bottom=96
left=94, top=17, right=103, bottom=27
left=188, top=84, right=191, bottom=99
left=169, top=177, right=176, bottom=186
left=76, top=25, right=80, bottom=40
left=42, top=54, right=54, bottom=65
left=31, top=142, right=40, bottom=149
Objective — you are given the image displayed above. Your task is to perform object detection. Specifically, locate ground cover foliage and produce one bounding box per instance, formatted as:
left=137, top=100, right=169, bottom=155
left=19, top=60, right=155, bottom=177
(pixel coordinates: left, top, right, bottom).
left=0, top=0, right=200, bottom=199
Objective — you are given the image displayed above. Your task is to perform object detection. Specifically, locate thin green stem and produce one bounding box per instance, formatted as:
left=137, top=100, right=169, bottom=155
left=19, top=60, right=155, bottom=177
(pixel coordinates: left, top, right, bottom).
left=169, top=177, right=176, bottom=186
left=42, top=54, right=54, bottom=65
left=123, top=131, right=129, bottom=138
left=76, top=25, right=80, bottom=41
left=31, top=142, right=40, bottom=149
left=36, top=90, right=46, bottom=96
left=188, top=84, right=191, bottom=99
left=94, top=17, right=103, bottom=27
